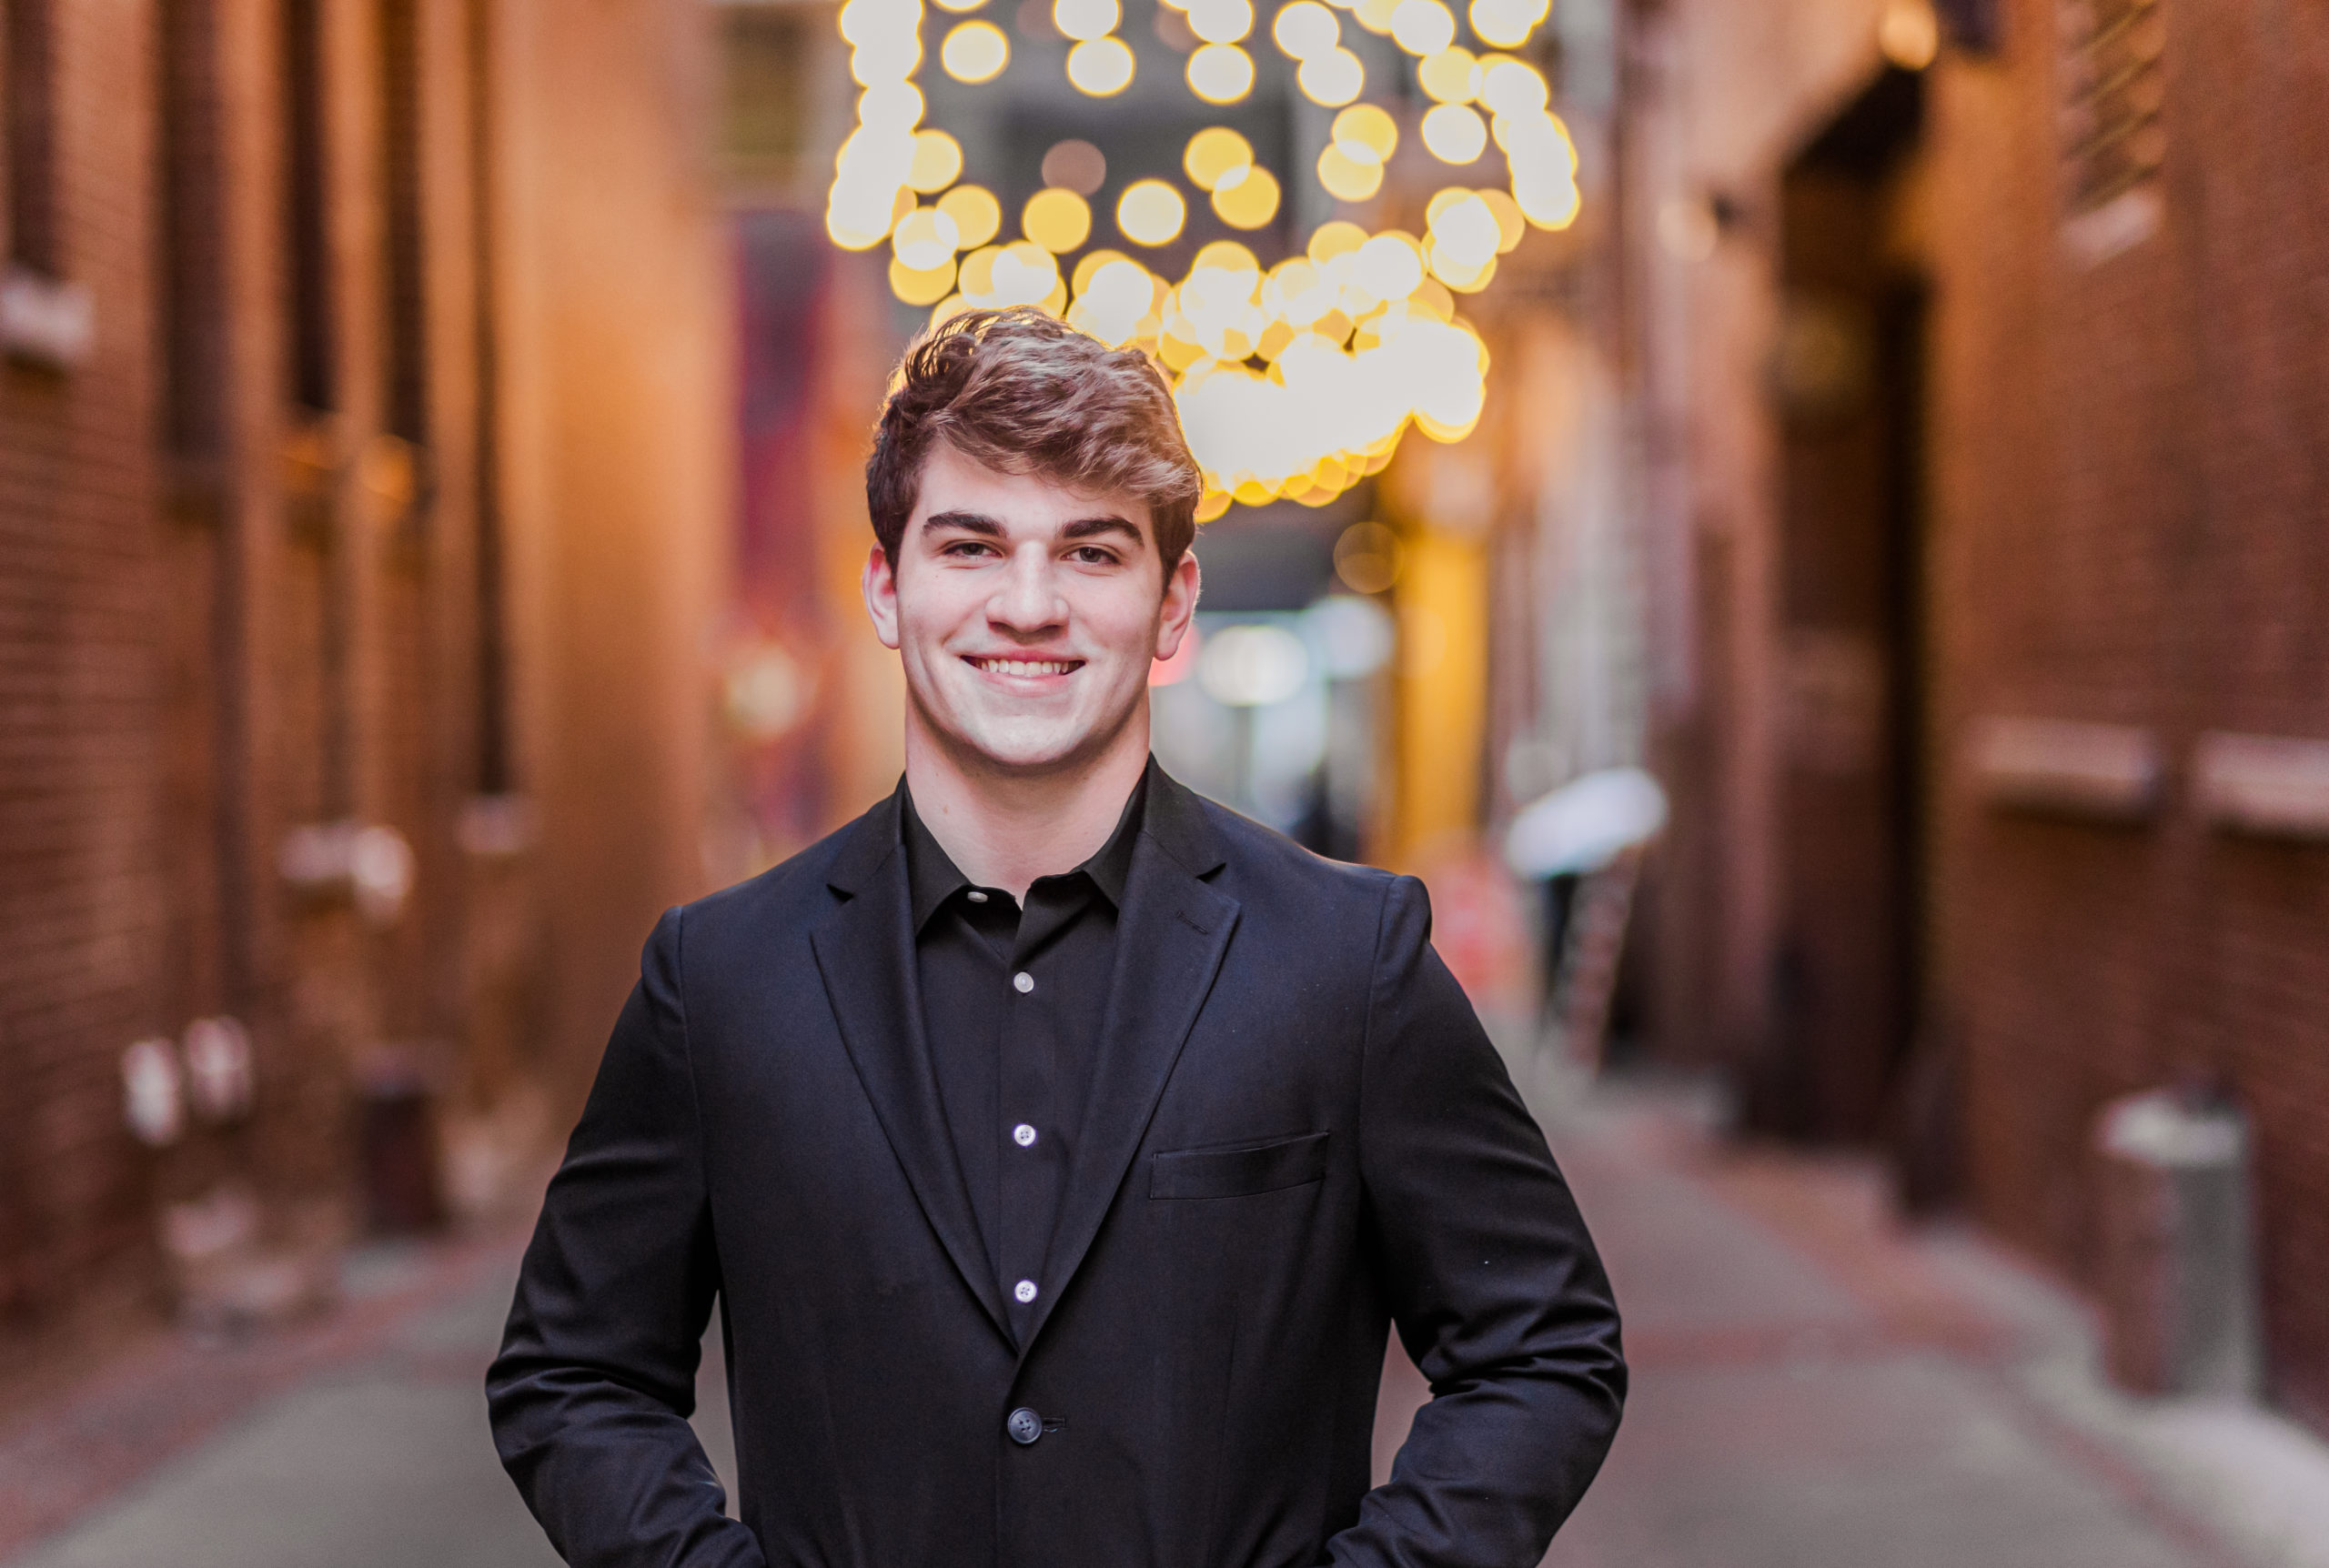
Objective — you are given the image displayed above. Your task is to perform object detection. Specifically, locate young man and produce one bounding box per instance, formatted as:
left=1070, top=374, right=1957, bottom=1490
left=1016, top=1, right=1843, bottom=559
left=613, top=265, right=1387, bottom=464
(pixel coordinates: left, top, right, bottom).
left=489, top=307, right=1624, bottom=1568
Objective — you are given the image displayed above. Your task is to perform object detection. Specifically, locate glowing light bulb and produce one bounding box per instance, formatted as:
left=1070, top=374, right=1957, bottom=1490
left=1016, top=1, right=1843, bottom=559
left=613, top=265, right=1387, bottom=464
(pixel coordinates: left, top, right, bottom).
left=1420, top=102, right=1487, bottom=163
left=1066, top=36, right=1135, bottom=94
left=1186, top=42, right=1255, bottom=101
left=1185, top=0, right=1254, bottom=43
left=1467, top=0, right=1544, bottom=48
left=1417, top=45, right=1476, bottom=103
left=890, top=256, right=960, bottom=306
left=1316, top=143, right=1384, bottom=202
left=1354, top=232, right=1424, bottom=298
left=1387, top=0, right=1454, bottom=55
left=1117, top=179, right=1188, bottom=246
left=1185, top=127, right=1255, bottom=190
left=938, top=184, right=1003, bottom=248
left=941, top=21, right=1010, bottom=82
left=906, top=129, right=964, bottom=194
left=1427, top=190, right=1500, bottom=269
left=1297, top=47, right=1364, bottom=106
left=1023, top=188, right=1094, bottom=252
left=1211, top=164, right=1281, bottom=228
left=892, top=207, right=963, bottom=271
left=1053, top=0, right=1120, bottom=40
left=1272, top=1, right=1339, bottom=56
left=1333, top=103, right=1398, bottom=161
left=1477, top=55, right=1548, bottom=116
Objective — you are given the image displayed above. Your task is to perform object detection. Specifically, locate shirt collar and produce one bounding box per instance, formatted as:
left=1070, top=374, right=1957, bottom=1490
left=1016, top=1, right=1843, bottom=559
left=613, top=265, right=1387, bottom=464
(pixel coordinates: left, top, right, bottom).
left=898, top=763, right=1151, bottom=932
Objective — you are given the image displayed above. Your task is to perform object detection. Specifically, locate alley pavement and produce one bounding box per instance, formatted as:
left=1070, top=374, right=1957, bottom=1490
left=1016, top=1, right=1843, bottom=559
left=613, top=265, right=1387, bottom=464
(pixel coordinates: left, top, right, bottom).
left=5, top=1064, right=2325, bottom=1567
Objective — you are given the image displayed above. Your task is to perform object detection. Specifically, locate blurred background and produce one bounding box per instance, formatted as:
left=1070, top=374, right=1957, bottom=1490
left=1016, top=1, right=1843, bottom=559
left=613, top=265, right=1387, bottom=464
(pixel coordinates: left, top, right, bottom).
left=4, top=0, right=2328, bottom=1563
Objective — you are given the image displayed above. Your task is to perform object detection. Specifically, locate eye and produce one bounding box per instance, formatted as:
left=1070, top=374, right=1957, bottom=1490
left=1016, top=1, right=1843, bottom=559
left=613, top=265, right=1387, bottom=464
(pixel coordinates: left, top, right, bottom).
left=1069, top=545, right=1120, bottom=565
left=941, top=538, right=1000, bottom=558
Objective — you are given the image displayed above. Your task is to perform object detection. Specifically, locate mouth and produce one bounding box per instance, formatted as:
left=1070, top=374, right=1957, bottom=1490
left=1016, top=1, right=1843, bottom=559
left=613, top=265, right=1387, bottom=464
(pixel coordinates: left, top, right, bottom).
left=964, top=655, right=1084, bottom=679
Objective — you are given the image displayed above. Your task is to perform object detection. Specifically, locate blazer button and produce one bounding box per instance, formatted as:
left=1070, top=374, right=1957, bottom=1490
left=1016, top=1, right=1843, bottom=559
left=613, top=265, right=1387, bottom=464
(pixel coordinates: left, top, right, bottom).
left=1006, top=1407, right=1044, bottom=1445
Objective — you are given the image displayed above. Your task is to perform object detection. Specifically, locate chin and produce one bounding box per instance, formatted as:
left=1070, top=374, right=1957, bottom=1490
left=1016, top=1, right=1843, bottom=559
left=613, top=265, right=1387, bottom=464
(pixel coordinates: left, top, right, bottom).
left=948, top=715, right=1104, bottom=773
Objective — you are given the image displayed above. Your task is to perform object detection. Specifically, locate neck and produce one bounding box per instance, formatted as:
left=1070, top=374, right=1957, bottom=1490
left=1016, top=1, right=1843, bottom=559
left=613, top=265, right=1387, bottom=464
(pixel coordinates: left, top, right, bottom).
left=902, top=709, right=1152, bottom=902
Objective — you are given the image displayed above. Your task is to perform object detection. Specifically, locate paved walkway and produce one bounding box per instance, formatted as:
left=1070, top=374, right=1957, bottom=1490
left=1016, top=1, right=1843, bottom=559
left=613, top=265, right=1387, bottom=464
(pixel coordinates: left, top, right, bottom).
left=5, top=1069, right=2324, bottom=1566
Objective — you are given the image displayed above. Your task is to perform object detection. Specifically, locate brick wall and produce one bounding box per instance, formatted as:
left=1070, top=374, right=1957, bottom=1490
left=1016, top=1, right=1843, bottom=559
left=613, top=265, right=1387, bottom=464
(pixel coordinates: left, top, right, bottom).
left=1924, top=0, right=2329, bottom=1429
left=0, top=0, right=724, bottom=1371
left=1633, top=0, right=2329, bottom=1434
left=0, top=0, right=169, bottom=1331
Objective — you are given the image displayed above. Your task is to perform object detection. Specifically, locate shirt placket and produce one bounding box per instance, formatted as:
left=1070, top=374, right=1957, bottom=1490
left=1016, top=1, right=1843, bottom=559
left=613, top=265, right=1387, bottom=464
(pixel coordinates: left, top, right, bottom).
left=996, top=884, right=1074, bottom=1333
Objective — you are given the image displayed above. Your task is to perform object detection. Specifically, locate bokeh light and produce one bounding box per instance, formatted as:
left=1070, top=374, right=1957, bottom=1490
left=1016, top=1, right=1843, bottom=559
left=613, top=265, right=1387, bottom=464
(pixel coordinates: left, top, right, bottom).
left=941, top=21, right=1010, bottom=83
left=1117, top=179, right=1189, bottom=246
left=1211, top=164, right=1282, bottom=228
left=1053, top=0, right=1119, bottom=40
left=1387, top=0, right=1456, bottom=55
left=1185, top=0, right=1255, bottom=43
left=1421, top=102, right=1487, bottom=163
left=937, top=184, right=1003, bottom=248
left=1272, top=1, right=1339, bottom=57
left=1042, top=139, right=1108, bottom=195
left=907, top=129, right=964, bottom=193
left=1023, top=187, right=1094, bottom=252
left=1297, top=47, right=1365, bottom=106
left=1186, top=42, right=1255, bottom=101
left=1185, top=127, right=1255, bottom=190
left=1417, top=45, right=1477, bottom=103
left=1066, top=36, right=1136, bottom=95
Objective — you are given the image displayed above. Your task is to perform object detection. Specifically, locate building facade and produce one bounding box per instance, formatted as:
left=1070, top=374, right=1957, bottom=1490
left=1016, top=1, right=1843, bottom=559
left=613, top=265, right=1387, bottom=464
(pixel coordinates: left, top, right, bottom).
left=1617, top=0, right=2329, bottom=1432
left=0, top=0, right=725, bottom=1367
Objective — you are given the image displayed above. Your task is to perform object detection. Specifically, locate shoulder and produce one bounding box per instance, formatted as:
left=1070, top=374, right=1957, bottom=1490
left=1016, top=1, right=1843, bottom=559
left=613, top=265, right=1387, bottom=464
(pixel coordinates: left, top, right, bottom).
left=1167, top=782, right=1412, bottom=931
left=659, top=799, right=884, bottom=955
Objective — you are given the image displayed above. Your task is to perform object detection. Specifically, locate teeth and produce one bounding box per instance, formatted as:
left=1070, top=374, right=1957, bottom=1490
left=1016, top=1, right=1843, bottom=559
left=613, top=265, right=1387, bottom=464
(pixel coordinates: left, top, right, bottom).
left=976, top=658, right=1076, bottom=677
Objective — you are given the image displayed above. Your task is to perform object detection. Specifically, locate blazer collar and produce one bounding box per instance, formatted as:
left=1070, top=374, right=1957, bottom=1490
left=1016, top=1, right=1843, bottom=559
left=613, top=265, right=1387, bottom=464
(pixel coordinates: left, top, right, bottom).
left=812, top=789, right=1013, bottom=1344
left=1016, top=764, right=1239, bottom=1360
left=812, top=765, right=1241, bottom=1360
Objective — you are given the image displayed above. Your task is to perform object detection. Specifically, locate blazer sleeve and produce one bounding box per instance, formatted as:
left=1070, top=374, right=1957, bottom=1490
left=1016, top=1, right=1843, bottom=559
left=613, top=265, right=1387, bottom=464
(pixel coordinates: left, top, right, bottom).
left=487, top=907, right=768, bottom=1568
left=1329, top=874, right=1627, bottom=1568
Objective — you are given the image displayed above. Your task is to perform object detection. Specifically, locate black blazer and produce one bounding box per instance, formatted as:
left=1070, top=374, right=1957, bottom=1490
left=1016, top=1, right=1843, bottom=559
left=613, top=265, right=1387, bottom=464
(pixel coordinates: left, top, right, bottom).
left=489, top=769, right=1624, bottom=1568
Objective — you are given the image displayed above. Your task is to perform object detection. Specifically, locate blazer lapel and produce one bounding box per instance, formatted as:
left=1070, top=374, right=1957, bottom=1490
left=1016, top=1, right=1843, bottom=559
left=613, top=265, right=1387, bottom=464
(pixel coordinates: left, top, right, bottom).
left=1019, top=769, right=1240, bottom=1358
left=811, top=792, right=1013, bottom=1342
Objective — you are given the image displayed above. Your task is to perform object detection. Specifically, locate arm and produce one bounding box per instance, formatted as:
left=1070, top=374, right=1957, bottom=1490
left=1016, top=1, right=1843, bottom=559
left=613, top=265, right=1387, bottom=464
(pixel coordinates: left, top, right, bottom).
left=1330, top=875, right=1627, bottom=1568
left=487, top=907, right=767, bottom=1568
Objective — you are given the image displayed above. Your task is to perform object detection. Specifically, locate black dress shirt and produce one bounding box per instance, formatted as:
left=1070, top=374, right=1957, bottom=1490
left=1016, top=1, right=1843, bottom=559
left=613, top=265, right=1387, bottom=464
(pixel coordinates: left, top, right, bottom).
left=901, top=771, right=1147, bottom=1341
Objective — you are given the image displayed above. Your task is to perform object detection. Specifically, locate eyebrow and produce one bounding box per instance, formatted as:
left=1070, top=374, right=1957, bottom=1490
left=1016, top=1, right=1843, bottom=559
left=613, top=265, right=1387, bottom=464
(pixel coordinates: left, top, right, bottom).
left=921, top=510, right=1148, bottom=549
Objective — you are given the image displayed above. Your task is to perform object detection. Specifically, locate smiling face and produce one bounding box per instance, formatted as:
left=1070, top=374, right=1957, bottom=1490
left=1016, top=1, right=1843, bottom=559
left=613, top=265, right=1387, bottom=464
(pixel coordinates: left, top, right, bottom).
left=863, top=441, right=1200, bottom=778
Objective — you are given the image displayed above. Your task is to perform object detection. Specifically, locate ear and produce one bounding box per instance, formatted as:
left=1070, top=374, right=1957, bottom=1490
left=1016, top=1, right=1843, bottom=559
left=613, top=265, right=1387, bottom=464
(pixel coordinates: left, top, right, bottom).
left=862, top=544, right=902, bottom=650
left=1153, top=548, right=1201, bottom=663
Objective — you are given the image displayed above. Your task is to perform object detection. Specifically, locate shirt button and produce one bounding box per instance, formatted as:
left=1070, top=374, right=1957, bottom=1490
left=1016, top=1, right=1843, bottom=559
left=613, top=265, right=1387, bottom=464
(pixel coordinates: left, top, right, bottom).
left=1013, top=1123, right=1038, bottom=1147
left=1013, top=1278, right=1039, bottom=1303
left=966, top=890, right=988, bottom=903
left=1013, top=971, right=1034, bottom=994
left=1006, top=1407, right=1043, bottom=1445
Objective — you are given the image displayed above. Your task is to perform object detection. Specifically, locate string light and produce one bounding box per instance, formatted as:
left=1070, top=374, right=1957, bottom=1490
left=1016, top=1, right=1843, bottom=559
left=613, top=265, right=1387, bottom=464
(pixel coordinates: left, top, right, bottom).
left=907, top=129, right=964, bottom=192
left=1421, top=102, right=1487, bottom=163
left=1023, top=187, right=1094, bottom=251
left=1066, top=36, right=1136, bottom=94
left=937, top=184, right=1003, bottom=248
left=1185, top=0, right=1254, bottom=42
left=1211, top=164, right=1281, bottom=227
left=828, top=0, right=1576, bottom=509
left=1053, top=0, right=1118, bottom=38
left=1185, top=127, right=1255, bottom=190
left=1117, top=179, right=1189, bottom=246
left=1386, top=0, right=1455, bottom=55
left=1186, top=42, right=1255, bottom=101
left=941, top=20, right=1009, bottom=82
left=1297, top=48, right=1365, bottom=106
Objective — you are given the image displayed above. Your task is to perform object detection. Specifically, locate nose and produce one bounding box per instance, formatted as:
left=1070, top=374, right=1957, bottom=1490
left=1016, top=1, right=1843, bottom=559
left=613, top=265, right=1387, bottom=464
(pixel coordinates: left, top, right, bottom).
left=986, top=540, right=1067, bottom=637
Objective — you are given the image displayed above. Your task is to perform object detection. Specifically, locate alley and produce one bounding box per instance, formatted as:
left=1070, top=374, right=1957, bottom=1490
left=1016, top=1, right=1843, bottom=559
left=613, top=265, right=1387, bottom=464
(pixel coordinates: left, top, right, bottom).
left=8, top=1066, right=2321, bottom=1568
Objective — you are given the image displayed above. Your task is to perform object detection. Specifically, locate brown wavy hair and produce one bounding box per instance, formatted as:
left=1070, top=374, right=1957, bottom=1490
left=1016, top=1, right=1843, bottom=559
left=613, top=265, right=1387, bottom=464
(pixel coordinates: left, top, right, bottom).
left=865, top=307, right=1204, bottom=580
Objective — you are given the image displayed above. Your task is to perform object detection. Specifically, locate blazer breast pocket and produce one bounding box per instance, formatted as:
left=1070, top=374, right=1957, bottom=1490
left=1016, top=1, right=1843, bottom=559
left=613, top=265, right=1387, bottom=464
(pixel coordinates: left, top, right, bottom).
left=1149, top=1131, right=1332, bottom=1200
